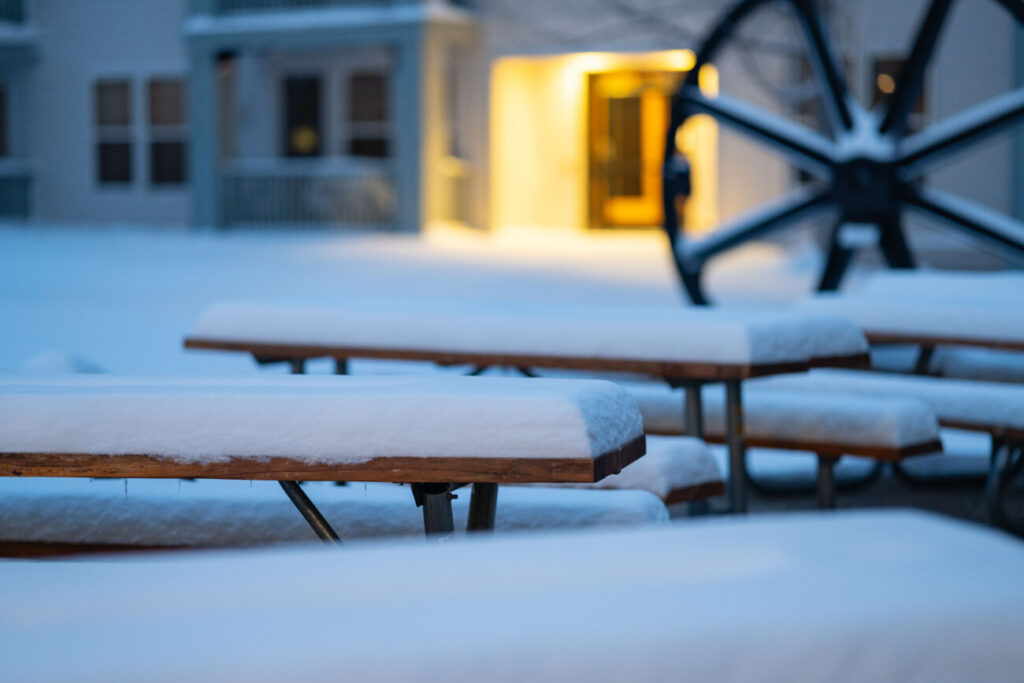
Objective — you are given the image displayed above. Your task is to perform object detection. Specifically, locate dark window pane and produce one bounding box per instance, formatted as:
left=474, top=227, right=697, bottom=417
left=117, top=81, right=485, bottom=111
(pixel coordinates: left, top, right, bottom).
left=97, top=142, right=132, bottom=183
left=348, top=137, right=389, bottom=158
left=149, top=79, right=185, bottom=126
left=150, top=141, right=185, bottom=184
left=284, top=75, right=321, bottom=157
left=95, top=80, right=131, bottom=126
left=349, top=73, right=387, bottom=123
left=0, top=86, right=6, bottom=157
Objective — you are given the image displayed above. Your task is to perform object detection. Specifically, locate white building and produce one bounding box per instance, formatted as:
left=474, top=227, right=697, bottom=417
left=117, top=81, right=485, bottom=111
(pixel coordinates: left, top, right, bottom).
left=0, top=0, right=1020, bottom=249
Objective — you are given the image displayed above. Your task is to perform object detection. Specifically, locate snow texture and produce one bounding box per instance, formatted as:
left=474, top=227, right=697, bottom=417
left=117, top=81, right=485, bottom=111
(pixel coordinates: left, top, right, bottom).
left=754, top=369, right=1024, bottom=432
left=857, top=271, right=1024, bottom=304
left=622, top=381, right=940, bottom=448
left=0, top=479, right=667, bottom=547
left=930, top=347, right=1024, bottom=383
left=798, top=292, right=1024, bottom=346
left=3, top=510, right=1024, bottom=682
left=0, top=374, right=643, bottom=464
left=189, top=300, right=868, bottom=367
left=531, top=435, right=722, bottom=501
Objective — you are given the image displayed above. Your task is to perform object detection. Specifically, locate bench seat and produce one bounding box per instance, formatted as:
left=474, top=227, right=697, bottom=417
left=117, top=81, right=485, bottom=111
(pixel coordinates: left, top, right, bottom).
left=534, top=436, right=725, bottom=505
left=0, top=479, right=668, bottom=554
left=752, top=369, right=1024, bottom=440
left=623, top=382, right=941, bottom=459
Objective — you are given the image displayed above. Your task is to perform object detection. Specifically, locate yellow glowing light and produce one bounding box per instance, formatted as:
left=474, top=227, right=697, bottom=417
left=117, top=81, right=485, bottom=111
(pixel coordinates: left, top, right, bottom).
left=698, top=64, right=719, bottom=96
left=876, top=72, right=896, bottom=94
left=670, top=49, right=696, bottom=71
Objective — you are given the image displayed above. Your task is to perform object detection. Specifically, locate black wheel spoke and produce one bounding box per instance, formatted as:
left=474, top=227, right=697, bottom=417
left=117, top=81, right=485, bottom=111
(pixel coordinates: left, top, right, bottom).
left=790, top=0, right=853, bottom=133
left=681, top=186, right=832, bottom=266
left=879, top=0, right=955, bottom=136
left=992, top=0, right=1024, bottom=22
left=901, top=185, right=1024, bottom=255
left=680, top=88, right=833, bottom=176
left=899, top=88, right=1024, bottom=174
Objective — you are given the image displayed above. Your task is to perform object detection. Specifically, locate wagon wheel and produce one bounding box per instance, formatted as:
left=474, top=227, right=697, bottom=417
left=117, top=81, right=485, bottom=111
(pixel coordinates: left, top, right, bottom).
left=663, top=0, right=1024, bottom=305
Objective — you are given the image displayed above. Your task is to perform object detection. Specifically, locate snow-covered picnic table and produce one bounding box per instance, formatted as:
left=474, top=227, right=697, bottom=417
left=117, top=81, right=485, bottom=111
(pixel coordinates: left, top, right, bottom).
left=799, top=271, right=1024, bottom=354
left=185, top=301, right=870, bottom=512
left=0, top=375, right=645, bottom=541
left=3, top=510, right=1023, bottom=682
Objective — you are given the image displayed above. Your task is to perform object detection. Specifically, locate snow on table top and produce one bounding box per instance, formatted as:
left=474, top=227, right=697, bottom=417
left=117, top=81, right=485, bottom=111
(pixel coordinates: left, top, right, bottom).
left=188, top=300, right=868, bottom=367
left=753, top=369, right=1024, bottom=431
left=857, top=271, right=1024, bottom=304
left=797, top=293, right=1024, bottom=346
left=3, top=510, right=1024, bottom=682
left=0, top=374, right=643, bottom=465
left=623, top=381, right=939, bottom=449
left=0, top=479, right=667, bottom=547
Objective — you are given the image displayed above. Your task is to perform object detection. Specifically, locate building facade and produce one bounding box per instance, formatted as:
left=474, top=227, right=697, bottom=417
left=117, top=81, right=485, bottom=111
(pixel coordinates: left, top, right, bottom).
left=0, top=0, right=1020, bottom=240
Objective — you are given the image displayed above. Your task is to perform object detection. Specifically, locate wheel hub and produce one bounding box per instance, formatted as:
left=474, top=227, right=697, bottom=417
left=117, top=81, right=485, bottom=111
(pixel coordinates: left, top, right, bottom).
left=832, top=156, right=899, bottom=224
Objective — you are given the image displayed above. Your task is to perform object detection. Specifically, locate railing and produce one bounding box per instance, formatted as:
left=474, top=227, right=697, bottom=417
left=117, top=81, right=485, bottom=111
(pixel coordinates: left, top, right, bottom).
left=197, top=0, right=470, bottom=14
left=0, top=160, right=31, bottom=218
left=221, top=158, right=396, bottom=228
left=0, top=0, right=24, bottom=23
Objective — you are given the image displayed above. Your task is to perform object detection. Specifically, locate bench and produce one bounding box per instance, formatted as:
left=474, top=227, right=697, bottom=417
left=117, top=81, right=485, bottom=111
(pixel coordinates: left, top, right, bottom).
left=0, top=374, right=646, bottom=542
left=184, top=300, right=870, bottom=512
left=6, top=510, right=1024, bottom=680
left=750, top=369, right=1024, bottom=526
left=623, top=381, right=942, bottom=507
left=0, top=480, right=671, bottom=556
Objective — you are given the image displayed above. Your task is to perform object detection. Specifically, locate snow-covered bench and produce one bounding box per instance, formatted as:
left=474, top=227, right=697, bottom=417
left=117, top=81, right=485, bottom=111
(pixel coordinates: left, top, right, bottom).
left=0, top=375, right=646, bottom=542
left=750, top=369, right=1024, bottom=525
left=184, top=300, right=870, bottom=512
left=6, top=510, right=1024, bottom=681
left=623, top=382, right=941, bottom=507
left=0, top=480, right=671, bottom=555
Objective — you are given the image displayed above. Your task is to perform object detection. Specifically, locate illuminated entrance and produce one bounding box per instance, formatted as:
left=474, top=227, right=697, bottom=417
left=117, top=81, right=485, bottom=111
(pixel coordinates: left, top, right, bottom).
left=491, top=51, right=717, bottom=234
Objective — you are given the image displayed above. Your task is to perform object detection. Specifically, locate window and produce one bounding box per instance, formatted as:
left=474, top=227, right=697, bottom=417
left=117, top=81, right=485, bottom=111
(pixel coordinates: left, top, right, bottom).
left=0, top=86, right=7, bottom=157
left=347, top=72, right=389, bottom=158
left=284, top=75, right=322, bottom=157
left=94, top=79, right=133, bottom=184
left=148, top=79, right=187, bottom=184
left=871, top=56, right=926, bottom=132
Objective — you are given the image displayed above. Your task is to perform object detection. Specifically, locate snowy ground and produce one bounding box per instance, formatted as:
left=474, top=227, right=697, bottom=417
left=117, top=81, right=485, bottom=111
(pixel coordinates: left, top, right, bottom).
left=0, top=223, right=827, bottom=376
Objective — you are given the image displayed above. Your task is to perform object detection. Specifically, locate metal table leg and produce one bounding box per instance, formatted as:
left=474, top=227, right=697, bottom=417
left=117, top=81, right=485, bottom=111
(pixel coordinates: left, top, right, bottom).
left=334, top=358, right=348, bottom=375
left=412, top=483, right=456, bottom=537
left=279, top=480, right=341, bottom=544
left=289, top=358, right=305, bottom=375
left=724, top=380, right=747, bottom=513
left=467, top=483, right=499, bottom=532
left=816, top=455, right=838, bottom=509
left=684, top=381, right=705, bottom=439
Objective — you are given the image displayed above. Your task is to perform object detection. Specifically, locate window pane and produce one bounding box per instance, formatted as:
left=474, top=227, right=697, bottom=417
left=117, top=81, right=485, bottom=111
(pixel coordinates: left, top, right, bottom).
left=97, top=142, right=132, bottom=183
left=0, top=86, right=6, bottom=157
left=284, top=75, right=321, bottom=157
left=149, top=79, right=185, bottom=127
left=96, top=80, right=131, bottom=126
left=348, top=137, right=389, bottom=158
left=349, top=73, right=387, bottom=123
left=150, top=141, right=186, bottom=184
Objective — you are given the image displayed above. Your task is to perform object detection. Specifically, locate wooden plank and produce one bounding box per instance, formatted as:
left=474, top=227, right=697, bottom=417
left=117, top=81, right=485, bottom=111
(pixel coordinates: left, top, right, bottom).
left=866, top=332, right=1024, bottom=352
left=663, top=480, right=726, bottom=506
left=0, top=435, right=646, bottom=485
left=184, top=337, right=868, bottom=381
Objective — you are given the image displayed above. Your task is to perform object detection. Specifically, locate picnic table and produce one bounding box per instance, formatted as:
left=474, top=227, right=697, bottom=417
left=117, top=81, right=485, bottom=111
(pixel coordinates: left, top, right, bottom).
left=184, top=301, right=870, bottom=512
left=799, top=271, right=1024, bottom=372
left=0, top=375, right=645, bottom=541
